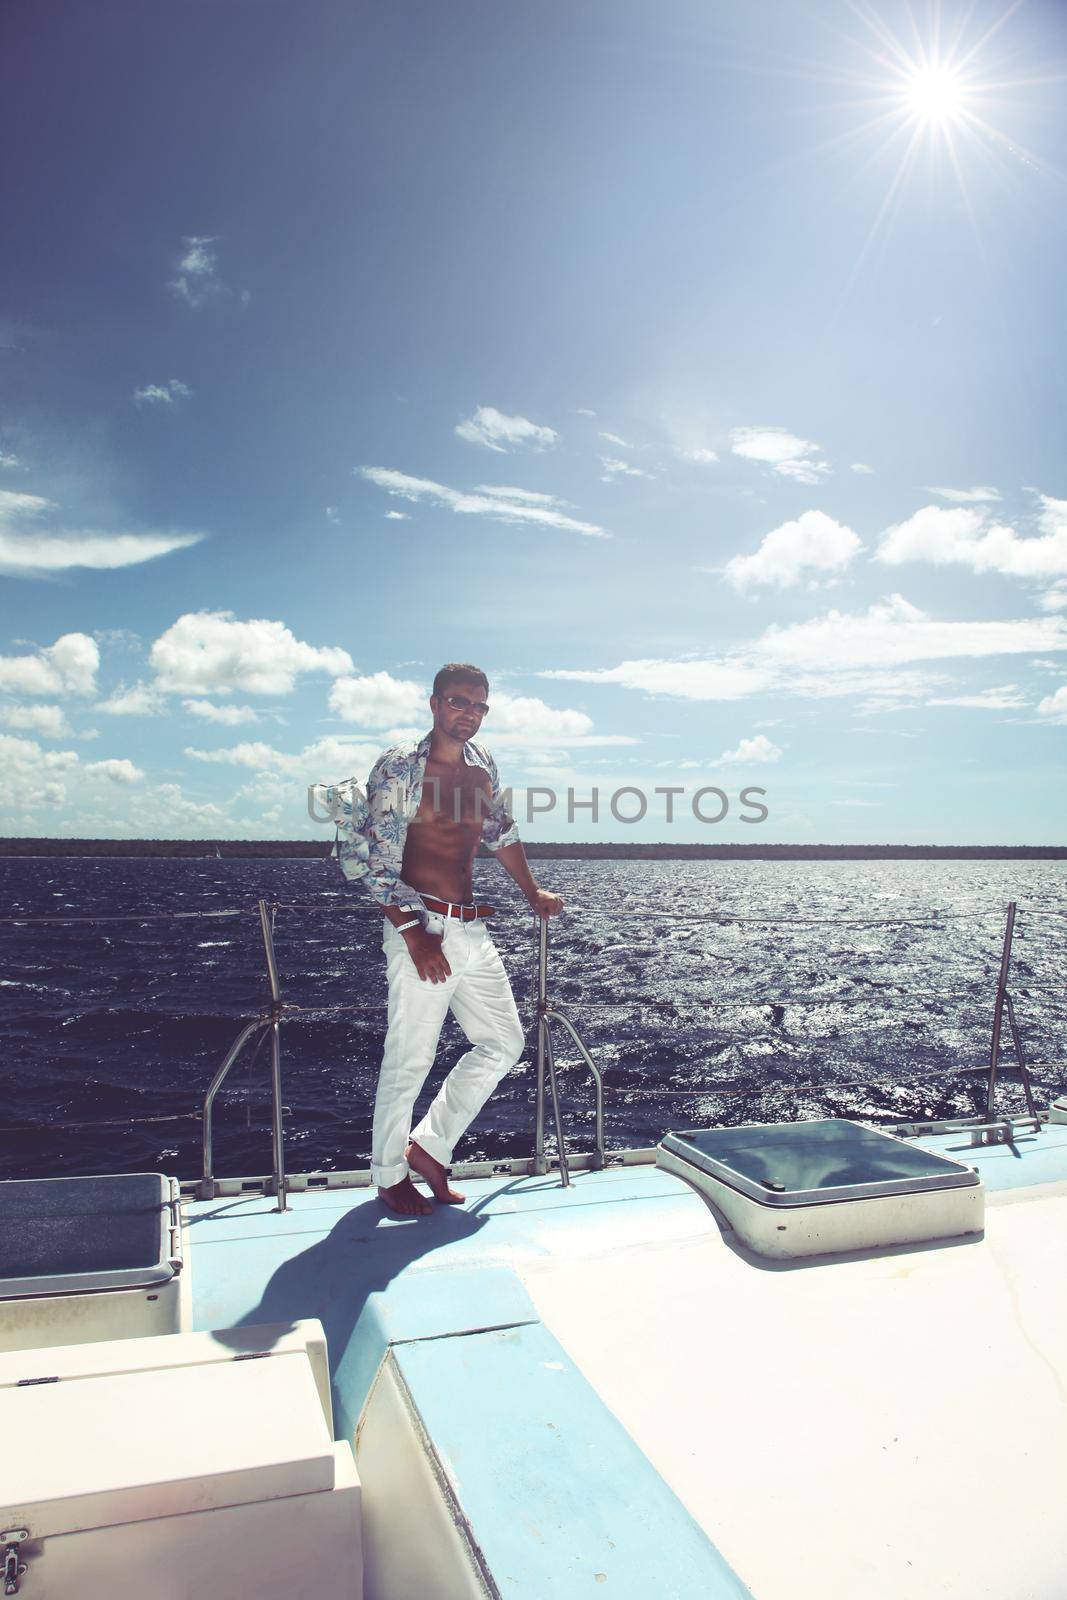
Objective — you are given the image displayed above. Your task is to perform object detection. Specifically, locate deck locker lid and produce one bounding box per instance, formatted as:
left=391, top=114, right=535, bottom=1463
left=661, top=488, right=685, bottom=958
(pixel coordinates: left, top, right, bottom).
left=0, top=1319, right=335, bottom=1438
left=0, top=1173, right=177, bottom=1298
left=0, top=1351, right=335, bottom=1539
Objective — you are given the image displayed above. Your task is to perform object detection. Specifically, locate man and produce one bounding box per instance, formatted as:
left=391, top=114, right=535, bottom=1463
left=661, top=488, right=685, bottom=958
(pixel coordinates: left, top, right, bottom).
left=340, top=663, right=564, bottom=1216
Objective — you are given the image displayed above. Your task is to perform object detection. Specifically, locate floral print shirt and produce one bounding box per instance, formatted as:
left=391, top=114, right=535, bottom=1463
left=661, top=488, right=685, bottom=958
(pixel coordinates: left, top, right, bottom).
left=323, top=730, right=519, bottom=923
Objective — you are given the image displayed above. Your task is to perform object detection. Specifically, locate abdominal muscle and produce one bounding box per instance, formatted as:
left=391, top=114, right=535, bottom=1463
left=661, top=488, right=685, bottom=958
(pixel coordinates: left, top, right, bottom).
left=400, top=765, right=492, bottom=904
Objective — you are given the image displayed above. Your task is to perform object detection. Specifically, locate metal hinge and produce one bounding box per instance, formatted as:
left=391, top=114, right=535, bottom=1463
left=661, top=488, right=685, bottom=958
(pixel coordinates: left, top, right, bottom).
left=2, top=1531, right=28, bottom=1596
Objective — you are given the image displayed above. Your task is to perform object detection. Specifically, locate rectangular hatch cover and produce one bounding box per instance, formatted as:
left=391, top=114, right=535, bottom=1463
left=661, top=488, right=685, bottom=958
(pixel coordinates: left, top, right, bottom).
left=659, top=1117, right=979, bottom=1208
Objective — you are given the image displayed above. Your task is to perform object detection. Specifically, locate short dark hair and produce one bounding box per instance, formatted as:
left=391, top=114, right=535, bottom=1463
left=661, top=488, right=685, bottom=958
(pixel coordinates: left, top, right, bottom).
left=432, top=663, right=489, bottom=698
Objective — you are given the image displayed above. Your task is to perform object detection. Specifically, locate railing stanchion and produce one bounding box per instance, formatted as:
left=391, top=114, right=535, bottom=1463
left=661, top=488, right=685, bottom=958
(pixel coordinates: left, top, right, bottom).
left=269, top=1020, right=287, bottom=1211
left=529, top=912, right=606, bottom=1182
left=258, top=899, right=288, bottom=1211
left=533, top=915, right=548, bottom=1175
left=544, top=1010, right=605, bottom=1168
left=986, top=902, right=1016, bottom=1120
left=199, top=1018, right=270, bottom=1201
left=542, top=1021, right=570, bottom=1188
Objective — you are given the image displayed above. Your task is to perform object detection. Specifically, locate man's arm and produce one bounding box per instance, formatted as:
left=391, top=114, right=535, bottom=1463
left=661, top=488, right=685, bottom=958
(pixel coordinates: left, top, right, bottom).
left=357, top=752, right=429, bottom=921
left=476, top=751, right=563, bottom=919
left=362, top=751, right=455, bottom=982
left=493, top=838, right=564, bottom=919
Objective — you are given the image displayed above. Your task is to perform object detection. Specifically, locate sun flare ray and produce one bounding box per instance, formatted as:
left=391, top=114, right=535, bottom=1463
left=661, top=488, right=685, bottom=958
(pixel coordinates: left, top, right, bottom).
left=778, top=0, right=1067, bottom=290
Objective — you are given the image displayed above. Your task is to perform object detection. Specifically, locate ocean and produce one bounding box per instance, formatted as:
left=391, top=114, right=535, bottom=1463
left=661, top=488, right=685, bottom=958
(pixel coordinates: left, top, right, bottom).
left=1, top=855, right=1065, bottom=1184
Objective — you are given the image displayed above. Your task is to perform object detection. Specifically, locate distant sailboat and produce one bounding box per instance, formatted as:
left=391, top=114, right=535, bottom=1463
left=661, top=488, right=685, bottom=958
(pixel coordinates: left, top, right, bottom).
left=214, top=843, right=223, bottom=860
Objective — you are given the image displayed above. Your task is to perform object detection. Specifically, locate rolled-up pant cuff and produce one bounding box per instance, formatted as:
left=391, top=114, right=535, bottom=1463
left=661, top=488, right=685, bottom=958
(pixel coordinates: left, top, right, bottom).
left=408, top=1128, right=452, bottom=1168
left=371, top=1160, right=410, bottom=1187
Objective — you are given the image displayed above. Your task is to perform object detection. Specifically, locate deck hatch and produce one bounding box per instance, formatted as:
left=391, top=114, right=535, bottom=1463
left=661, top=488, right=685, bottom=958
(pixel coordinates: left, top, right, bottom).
left=660, top=1119, right=978, bottom=1207
left=657, top=1119, right=985, bottom=1258
left=0, top=1174, right=175, bottom=1299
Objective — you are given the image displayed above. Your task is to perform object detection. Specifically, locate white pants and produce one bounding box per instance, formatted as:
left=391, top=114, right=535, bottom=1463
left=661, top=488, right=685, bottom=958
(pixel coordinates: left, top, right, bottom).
left=371, top=915, right=526, bottom=1187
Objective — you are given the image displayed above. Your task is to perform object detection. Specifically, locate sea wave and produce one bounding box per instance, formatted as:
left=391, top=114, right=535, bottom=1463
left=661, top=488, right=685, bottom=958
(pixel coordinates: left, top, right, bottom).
left=1, top=855, right=1064, bottom=1182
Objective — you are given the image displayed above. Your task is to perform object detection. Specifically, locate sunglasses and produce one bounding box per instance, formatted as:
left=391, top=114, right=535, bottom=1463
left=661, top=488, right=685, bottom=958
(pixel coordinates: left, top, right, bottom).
left=442, top=693, right=489, bottom=717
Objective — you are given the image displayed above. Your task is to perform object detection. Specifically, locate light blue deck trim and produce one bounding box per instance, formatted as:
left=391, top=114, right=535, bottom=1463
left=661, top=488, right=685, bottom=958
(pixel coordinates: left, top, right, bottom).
left=913, top=1123, right=1067, bottom=1191
left=185, top=1166, right=753, bottom=1596
left=395, top=1321, right=754, bottom=1600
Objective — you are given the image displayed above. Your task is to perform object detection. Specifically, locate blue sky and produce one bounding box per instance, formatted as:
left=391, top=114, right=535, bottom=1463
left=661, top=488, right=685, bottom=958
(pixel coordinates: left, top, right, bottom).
left=1, top=0, right=1065, bottom=844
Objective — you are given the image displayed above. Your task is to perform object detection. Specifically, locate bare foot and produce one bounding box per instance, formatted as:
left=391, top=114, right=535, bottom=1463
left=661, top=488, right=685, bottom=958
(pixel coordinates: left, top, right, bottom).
left=406, top=1141, right=466, bottom=1204
left=377, top=1176, right=433, bottom=1216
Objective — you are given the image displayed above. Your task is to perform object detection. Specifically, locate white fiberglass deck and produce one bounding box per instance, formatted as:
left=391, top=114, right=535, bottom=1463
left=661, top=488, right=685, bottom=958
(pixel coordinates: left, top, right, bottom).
left=521, top=1133, right=1067, bottom=1600
left=177, top=1122, right=1067, bottom=1600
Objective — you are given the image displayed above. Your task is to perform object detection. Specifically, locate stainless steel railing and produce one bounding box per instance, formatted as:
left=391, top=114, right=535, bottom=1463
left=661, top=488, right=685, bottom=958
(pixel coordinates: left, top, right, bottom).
left=2, top=894, right=1063, bottom=1194
left=532, top=913, right=604, bottom=1185
left=199, top=900, right=288, bottom=1208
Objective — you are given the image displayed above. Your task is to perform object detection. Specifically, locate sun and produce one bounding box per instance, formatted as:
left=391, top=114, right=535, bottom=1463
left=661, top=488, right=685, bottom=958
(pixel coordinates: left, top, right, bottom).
left=902, top=63, right=969, bottom=126
left=771, top=0, right=1066, bottom=286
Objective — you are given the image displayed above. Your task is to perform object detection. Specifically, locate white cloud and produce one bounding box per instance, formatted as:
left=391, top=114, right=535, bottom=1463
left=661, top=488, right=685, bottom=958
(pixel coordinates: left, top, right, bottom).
left=542, top=658, right=776, bottom=702
left=773, top=458, right=831, bottom=485
left=924, top=485, right=1001, bottom=503
left=477, top=693, right=597, bottom=745
left=325, top=506, right=340, bottom=525
left=0, top=490, right=51, bottom=519
left=150, top=611, right=353, bottom=696
left=86, top=757, right=143, bottom=784
left=851, top=463, right=874, bottom=475
left=186, top=742, right=289, bottom=770
left=300, top=736, right=387, bottom=779
left=1038, top=584, right=1067, bottom=612
left=385, top=510, right=409, bottom=520
left=97, top=682, right=166, bottom=716
left=359, top=467, right=608, bottom=539
left=329, top=671, right=426, bottom=727
left=0, top=487, right=201, bottom=576
left=730, top=426, right=829, bottom=484
left=133, top=379, right=191, bottom=406
left=600, top=457, right=654, bottom=482
left=680, top=447, right=719, bottom=464
left=168, top=235, right=221, bottom=307
left=183, top=699, right=261, bottom=726
left=542, top=595, right=1067, bottom=705
left=575, top=408, right=597, bottom=417
left=1036, top=684, right=1067, bottom=723
left=187, top=735, right=383, bottom=782
left=0, top=733, right=143, bottom=817
left=927, top=685, right=1027, bottom=709
left=876, top=497, right=1067, bottom=578
left=0, top=633, right=99, bottom=697
left=0, top=528, right=202, bottom=576
left=472, top=485, right=565, bottom=506
left=454, top=406, right=558, bottom=453
left=755, top=594, right=1066, bottom=673
left=711, top=734, right=782, bottom=766
left=722, top=509, right=862, bottom=591
left=327, top=677, right=628, bottom=751
left=0, top=452, right=23, bottom=469
left=0, top=733, right=78, bottom=810
left=0, top=703, right=70, bottom=737
left=152, top=782, right=230, bottom=832
left=599, top=432, right=632, bottom=448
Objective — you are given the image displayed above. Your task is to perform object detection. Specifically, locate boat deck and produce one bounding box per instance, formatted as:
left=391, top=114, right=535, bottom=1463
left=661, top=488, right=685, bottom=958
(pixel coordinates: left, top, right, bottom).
left=184, top=1123, right=1067, bottom=1600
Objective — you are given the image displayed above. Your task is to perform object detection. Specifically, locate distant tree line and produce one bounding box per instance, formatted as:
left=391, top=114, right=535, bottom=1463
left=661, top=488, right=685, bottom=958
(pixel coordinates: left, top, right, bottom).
left=1, top=838, right=1064, bottom=860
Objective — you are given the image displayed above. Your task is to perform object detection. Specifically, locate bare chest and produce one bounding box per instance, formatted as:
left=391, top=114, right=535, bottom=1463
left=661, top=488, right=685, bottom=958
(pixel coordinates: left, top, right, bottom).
left=415, top=762, right=492, bottom=828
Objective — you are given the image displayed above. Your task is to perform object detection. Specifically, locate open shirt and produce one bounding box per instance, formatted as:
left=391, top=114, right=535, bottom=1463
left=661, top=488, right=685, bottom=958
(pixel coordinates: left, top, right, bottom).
left=328, top=730, right=519, bottom=924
